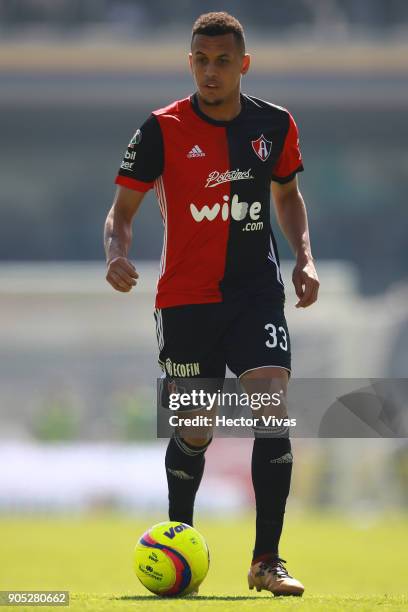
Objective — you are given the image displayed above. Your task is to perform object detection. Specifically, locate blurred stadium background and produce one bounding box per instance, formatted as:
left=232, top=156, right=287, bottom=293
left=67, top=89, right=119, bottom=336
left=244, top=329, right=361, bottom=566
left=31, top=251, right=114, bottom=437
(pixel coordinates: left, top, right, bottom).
left=0, top=0, right=407, bottom=547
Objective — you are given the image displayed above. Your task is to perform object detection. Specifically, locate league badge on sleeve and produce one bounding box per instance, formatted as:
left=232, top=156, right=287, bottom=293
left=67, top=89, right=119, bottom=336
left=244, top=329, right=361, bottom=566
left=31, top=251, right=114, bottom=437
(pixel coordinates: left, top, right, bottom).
left=129, top=129, right=142, bottom=148
left=251, top=134, right=272, bottom=161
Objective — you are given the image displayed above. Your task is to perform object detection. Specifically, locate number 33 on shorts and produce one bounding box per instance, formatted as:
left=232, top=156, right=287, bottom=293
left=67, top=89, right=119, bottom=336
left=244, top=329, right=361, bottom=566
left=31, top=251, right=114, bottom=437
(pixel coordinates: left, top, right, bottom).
left=264, top=322, right=288, bottom=351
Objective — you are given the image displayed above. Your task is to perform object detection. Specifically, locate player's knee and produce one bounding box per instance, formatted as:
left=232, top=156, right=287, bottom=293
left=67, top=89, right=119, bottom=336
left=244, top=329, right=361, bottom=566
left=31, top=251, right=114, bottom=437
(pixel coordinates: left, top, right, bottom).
left=182, top=434, right=213, bottom=449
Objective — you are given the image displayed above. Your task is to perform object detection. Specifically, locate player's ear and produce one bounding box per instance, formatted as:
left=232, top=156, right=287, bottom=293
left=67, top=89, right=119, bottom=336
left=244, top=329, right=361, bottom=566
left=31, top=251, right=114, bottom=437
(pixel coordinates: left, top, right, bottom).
left=241, top=54, right=250, bottom=76
left=188, top=52, right=193, bottom=72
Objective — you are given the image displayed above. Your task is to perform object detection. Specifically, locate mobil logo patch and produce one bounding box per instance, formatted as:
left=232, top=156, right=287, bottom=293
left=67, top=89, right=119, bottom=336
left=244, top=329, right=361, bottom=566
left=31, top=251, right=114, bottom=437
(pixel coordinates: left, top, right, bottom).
left=251, top=134, right=272, bottom=161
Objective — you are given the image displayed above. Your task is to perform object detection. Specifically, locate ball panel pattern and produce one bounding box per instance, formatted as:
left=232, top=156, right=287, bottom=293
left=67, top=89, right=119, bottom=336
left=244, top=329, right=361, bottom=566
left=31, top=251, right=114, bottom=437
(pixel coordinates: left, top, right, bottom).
left=140, top=533, right=192, bottom=595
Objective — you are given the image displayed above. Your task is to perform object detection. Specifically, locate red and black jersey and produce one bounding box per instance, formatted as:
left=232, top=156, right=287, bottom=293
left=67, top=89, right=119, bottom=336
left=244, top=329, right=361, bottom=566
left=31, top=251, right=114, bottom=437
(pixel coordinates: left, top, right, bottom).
left=115, top=94, right=303, bottom=309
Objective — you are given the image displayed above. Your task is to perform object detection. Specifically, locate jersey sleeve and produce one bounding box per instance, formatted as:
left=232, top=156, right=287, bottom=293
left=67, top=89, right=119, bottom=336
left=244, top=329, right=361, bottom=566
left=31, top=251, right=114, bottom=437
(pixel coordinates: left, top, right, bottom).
left=271, top=112, right=304, bottom=184
left=114, top=114, right=164, bottom=192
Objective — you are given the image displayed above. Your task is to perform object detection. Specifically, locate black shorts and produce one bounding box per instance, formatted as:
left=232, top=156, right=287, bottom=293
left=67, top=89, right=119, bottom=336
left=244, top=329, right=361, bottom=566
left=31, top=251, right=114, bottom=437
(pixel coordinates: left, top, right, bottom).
left=154, top=290, right=291, bottom=379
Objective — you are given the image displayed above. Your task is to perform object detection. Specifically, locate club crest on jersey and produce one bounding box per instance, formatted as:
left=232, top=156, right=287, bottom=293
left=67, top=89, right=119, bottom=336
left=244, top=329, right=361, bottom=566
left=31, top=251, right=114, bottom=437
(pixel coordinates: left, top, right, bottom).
left=251, top=134, right=272, bottom=161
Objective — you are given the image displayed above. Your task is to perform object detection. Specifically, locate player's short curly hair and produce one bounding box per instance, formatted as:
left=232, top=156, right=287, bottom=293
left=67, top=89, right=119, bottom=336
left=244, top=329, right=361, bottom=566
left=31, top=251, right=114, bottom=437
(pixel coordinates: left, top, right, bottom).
left=191, top=12, right=245, bottom=53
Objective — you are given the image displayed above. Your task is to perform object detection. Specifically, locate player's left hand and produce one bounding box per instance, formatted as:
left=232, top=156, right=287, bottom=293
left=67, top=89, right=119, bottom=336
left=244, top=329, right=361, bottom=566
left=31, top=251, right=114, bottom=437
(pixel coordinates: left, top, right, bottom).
left=292, top=258, right=320, bottom=308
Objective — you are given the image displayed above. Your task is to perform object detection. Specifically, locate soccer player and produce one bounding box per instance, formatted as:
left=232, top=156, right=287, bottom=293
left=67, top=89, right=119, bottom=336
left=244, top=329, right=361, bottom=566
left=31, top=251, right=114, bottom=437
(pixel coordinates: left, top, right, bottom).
left=104, top=12, right=319, bottom=597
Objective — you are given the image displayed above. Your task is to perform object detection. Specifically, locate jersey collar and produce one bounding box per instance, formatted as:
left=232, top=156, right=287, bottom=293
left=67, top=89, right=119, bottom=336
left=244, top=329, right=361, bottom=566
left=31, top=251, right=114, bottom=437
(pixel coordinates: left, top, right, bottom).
left=190, top=92, right=246, bottom=127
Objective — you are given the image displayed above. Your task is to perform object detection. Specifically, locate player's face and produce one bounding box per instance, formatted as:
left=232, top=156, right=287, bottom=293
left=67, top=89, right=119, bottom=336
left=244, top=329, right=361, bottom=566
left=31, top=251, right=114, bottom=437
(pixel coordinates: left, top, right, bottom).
left=189, top=34, right=250, bottom=107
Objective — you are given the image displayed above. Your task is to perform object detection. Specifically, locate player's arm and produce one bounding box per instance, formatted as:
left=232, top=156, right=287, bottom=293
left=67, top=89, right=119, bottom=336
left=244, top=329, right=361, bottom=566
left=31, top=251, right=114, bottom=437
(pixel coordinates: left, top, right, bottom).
left=105, top=114, right=164, bottom=293
left=104, top=186, right=145, bottom=293
left=271, top=111, right=319, bottom=308
left=272, top=176, right=319, bottom=308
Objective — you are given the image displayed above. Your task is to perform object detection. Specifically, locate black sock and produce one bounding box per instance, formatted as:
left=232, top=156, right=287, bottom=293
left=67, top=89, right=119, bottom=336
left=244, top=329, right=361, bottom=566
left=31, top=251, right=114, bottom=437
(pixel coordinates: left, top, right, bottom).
left=251, top=436, right=293, bottom=561
left=165, top=433, right=211, bottom=526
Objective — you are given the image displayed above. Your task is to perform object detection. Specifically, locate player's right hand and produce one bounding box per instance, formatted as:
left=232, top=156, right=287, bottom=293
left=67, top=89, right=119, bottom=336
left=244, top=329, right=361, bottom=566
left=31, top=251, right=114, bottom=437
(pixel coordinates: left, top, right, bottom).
left=106, top=257, right=139, bottom=293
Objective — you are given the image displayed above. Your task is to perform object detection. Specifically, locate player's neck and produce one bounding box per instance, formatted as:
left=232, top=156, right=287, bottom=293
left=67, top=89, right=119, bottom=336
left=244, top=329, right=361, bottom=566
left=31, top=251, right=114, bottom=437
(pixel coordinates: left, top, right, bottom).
left=196, top=92, right=242, bottom=122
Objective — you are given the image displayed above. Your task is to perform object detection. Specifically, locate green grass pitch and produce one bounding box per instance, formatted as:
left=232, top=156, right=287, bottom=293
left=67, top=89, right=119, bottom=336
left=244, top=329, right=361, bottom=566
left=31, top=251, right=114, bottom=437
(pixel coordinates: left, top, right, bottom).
left=0, top=513, right=407, bottom=611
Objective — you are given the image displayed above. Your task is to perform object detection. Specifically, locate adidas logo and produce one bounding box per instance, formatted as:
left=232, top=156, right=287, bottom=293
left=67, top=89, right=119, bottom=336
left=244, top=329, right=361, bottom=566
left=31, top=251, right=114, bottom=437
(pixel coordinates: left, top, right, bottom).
left=167, top=468, right=194, bottom=480
left=187, top=145, right=206, bottom=158
left=270, top=452, right=293, bottom=464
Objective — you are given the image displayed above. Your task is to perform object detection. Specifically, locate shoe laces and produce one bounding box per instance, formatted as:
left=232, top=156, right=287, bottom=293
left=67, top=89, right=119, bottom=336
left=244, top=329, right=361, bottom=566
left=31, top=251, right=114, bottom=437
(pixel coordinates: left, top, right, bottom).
left=260, top=557, right=293, bottom=579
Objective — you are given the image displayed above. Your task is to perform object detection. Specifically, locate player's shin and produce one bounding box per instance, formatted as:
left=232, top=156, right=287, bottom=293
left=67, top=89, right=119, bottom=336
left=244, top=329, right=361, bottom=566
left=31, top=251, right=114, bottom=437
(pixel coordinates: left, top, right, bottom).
left=251, top=433, right=293, bottom=561
left=165, top=431, right=212, bottom=526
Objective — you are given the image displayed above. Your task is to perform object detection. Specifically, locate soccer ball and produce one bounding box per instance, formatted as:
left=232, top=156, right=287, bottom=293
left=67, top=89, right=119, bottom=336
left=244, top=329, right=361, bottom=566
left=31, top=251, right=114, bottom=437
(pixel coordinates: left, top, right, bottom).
left=133, top=521, right=209, bottom=597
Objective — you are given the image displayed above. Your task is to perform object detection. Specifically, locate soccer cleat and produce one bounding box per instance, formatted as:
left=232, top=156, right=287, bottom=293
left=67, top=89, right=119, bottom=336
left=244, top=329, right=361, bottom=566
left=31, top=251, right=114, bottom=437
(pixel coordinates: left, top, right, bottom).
left=248, top=557, right=304, bottom=597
